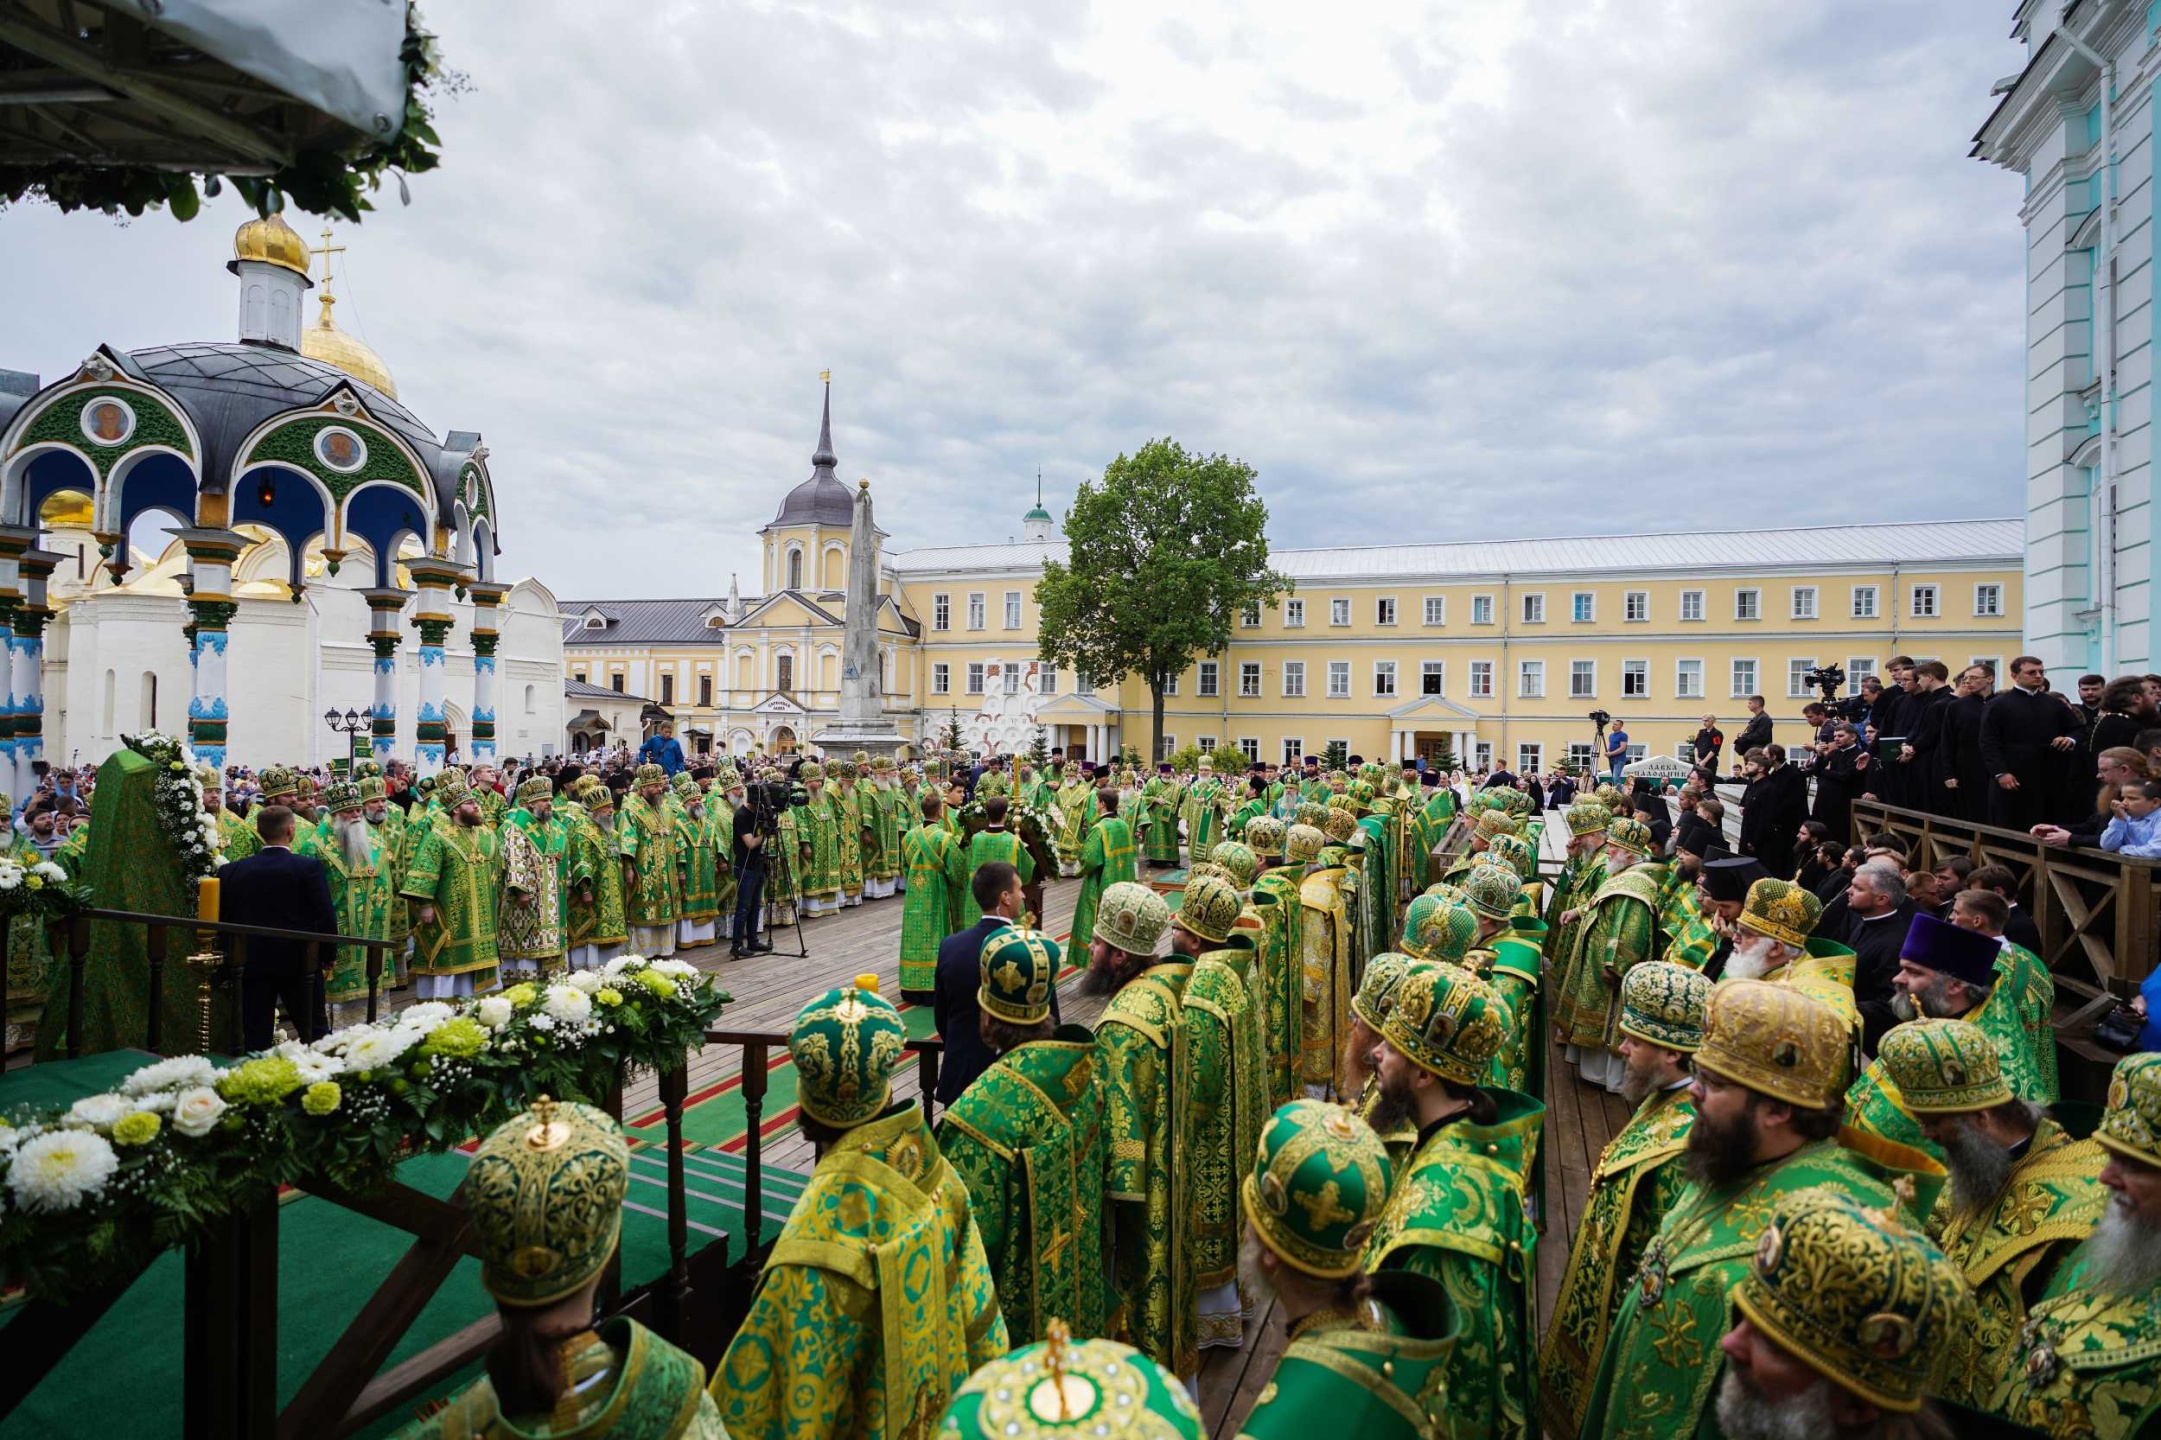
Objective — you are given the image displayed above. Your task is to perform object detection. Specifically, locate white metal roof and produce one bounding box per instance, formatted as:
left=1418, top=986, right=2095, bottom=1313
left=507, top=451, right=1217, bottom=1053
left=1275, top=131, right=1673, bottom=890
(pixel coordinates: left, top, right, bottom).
left=888, top=519, right=2021, bottom=580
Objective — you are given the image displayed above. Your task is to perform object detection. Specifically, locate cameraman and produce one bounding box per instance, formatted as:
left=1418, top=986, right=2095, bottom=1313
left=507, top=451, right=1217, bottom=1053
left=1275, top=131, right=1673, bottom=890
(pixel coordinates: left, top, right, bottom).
left=730, top=785, right=772, bottom=959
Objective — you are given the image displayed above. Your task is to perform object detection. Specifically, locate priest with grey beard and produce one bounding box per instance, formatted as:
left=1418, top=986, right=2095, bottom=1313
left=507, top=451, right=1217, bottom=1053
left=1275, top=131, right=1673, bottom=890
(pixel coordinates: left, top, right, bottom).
left=1992, top=1051, right=2161, bottom=1436
left=1870, top=1017, right=2104, bottom=1415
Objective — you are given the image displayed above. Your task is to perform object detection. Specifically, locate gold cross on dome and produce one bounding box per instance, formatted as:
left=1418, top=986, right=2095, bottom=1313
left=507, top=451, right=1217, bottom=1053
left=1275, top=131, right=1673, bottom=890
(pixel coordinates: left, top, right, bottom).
left=311, top=227, right=346, bottom=286
left=1294, top=1179, right=1356, bottom=1233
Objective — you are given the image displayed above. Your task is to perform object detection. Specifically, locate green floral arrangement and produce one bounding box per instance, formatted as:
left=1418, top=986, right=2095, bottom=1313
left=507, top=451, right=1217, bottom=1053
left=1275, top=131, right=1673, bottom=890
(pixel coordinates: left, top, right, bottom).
left=121, top=731, right=224, bottom=890
left=0, top=955, right=727, bottom=1301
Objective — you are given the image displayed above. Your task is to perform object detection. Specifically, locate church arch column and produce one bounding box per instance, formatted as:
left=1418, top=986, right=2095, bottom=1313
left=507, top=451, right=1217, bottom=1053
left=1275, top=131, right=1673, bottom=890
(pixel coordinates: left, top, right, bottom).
left=176, top=516, right=246, bottom=771
left=362, top=587, right=408, bottom=762
left=404, top=558, right=462, bottom=776
left=467, top=581, right=509, bottom=764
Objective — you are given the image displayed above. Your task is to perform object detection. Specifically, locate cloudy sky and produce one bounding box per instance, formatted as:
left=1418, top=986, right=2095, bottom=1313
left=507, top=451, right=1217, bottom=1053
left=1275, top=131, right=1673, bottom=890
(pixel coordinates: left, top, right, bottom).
left=3, top=0, right=2029, bottom=598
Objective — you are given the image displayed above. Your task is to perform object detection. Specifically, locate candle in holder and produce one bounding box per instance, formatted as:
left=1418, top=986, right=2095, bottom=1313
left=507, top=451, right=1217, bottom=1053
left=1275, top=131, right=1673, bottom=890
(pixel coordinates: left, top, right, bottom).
left=196, top=876, right=220, bottom=925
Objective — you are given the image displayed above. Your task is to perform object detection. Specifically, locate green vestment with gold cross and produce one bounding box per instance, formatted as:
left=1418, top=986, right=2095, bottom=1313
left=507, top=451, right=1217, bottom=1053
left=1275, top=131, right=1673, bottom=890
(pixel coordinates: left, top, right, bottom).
left=1066, top=817, right=1135, bottom=972
left=298, top=816, right=400, bottom=1001
left=934, top=1026, right=1111, bottom=1345
left=1988, top=1239, right=2161, bottom=1440
left=1554, top=866, right=1662, bottom=1054
left=1364, top=1089, right=1544, bottom=1440
left=959, top=829, right=1031, bottom=928
left=790, top=792, right=841, bottom=901
left=1297, top=866, right=1356, bottom=1093
left=392, top=1316, right=725, bottom=1439
left=400, top=820, right=504, bottom=988
left=498, top=808, right=568, bottom=964
left=1929, top=1115, right=2106, bottom=1412
left=1487, top=927, right=1545, bottom=1098
left=1541, top=851, right=1606, bottom=1016
left=865, top=784, right=903, bottom=883
left=565, top=809, right=629, bottom=949
left=898, top=823, right=969, bottom=996
left=714, top=1103, right=1009, bottom=1440
left=1139, top=776, right=1184, bottom=864
left=617, top=794, right=682, bottom=929
left=1185, top=942, right=1268, bottom=1341
left=1251, top=864, right=1306, bottom=1105
left=672, top=805, right=720, bottom=923
left=1097, top=959, right=1198, bottom=1379
left=1539, top=1084, right=1695, bottom=1439
left=1236, top=1273, right=1461, bottom=1440
left=1655, top=867, right=1720, bottom=971
left=1183, top=776, right=1228, bottom=860
left=1357, top=813, right=1397, bottom=967
left=1577, top=1130, right=1946, bottom=1440
left=1053, top=779, right=1096, bottom=871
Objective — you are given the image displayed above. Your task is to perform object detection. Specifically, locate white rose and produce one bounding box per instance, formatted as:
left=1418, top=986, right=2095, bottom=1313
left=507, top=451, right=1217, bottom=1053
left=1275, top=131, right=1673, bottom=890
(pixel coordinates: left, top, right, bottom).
left=7, top=1129, right=120, bottom=1213
left=476, top=996, right=515, bottom=1030
left=122, top=1055, right=219, bottom=1096
left=64, top=1094, right=133, bottom=1132
left=565, top=969, right=604, bottom=995
left=541, top=985, right=591, bottom=1025
left=170, top=1086, right=229, bottom=1138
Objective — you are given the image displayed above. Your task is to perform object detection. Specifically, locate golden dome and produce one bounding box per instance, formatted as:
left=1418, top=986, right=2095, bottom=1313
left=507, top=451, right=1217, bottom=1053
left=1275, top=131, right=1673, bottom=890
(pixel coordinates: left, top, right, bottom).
left=231, top=213, right=311, bottom=277
left=302, top=291, right=398, bottom=398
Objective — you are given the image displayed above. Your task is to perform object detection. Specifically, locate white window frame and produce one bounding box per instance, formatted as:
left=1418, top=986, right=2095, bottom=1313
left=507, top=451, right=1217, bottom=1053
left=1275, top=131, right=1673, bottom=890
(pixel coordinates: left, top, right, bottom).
left=1624, top=590, right=1649, bottom=623
left=1471, top=594, right=1495, bottom=625
left=1847, top=657, right=1877, bottom=687
left=1791, top=586, right=1818, bottom=620
left=1284, top=598, right=1306, bottom=628
left=1522, top=592, right=1546, bottom=624
left=1469, top=661, right=1494, bottom=697
left=1680, top=589, right=1705, bottom=622
left=1330, top=597, right=1351, bottom=627
left=1239, top=736, right=1260, bottom=763
left=1003, top=590, right=1022, bottom=629
left=1003, top=666, right=1021, bottom=696
left=1572, top=591, right=1595, bottom=623
left=1282, top=737, right=1304, bottom=764
left=1161, top=733, right=1176, bottom=754
left=1423, top=595, right=1446, bottom=626
left=1376, top=596, right=1397, bottom=626
left=1911, top=584, right=1939, bottom=618
left=1240, top=601, right=1261, bottom=628
left=966, top=592, right=986, bottom=630
left=1421, top=659, right=1445, bottom=696
left=1519, top=659, right=1545, bottom=698
left=1374, top=660, right=1398, bottom=697
left=1569, top=659, right=1597, bottom=697
left=1622, top=658, right=1648, bottom=698
left=1519, top=743, right=1543, bottom=774
left=1851, top=585, right=1878, bottom=619
left=1040, top=666, right=1059, bottom=695
left=1788, top=658, right=1816, bottom=697
left=931, top=662, right=950, bottom=695
left=1327, top=660, right=1351, bottom=698
left=1163, top=671, right=1179, bottom=696
left=1239, top=661, right=1261, bottom=698
left=1676, top=658, right=1705, bottom=699
left=1974, top=583, right=2003, bottom=618
left=966, top=662, right=985, bottom=695
left=1567, top=742, right=1596, bottom=770
left=1735, top=588, right=1761, bottom=621
left=1731, top=658, right=1758, bottom=698
left=932, top=594, right=950, bottom=631
left=1198, top=660, right=1220, bottom=698
left=1283, top=661, right=1307, bottom=698
left=1197, top=736, right=1217, bottom=754
left=1474, top=742, right=1494, bottom=770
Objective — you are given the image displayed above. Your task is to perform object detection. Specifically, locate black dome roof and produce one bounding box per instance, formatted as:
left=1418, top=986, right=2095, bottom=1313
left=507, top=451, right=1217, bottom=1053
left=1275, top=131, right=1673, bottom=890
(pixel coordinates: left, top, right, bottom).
left=768, top=381, right=854, bottom=528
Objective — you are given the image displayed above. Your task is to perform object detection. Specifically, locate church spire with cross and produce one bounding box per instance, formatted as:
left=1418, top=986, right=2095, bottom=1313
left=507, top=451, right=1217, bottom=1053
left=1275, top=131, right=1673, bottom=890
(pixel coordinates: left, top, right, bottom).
left=1023, top=466, right=1053, bottom=541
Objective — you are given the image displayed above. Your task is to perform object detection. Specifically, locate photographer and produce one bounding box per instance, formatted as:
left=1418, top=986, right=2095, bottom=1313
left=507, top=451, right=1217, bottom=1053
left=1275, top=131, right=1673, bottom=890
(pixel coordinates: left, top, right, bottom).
left=1808, top=722, right=1866, bottom=844
left=729, top=784, right=773, bottom=959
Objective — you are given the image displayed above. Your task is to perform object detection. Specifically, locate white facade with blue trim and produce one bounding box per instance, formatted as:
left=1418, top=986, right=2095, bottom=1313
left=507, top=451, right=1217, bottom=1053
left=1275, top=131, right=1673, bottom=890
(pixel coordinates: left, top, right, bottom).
left=1977, top=0, right=2161, bottom=672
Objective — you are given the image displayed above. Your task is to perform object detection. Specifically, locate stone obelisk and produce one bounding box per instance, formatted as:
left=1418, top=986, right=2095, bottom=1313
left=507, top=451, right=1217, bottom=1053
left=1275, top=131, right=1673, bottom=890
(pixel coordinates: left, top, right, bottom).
left=812, top=478, right=905, bottom=760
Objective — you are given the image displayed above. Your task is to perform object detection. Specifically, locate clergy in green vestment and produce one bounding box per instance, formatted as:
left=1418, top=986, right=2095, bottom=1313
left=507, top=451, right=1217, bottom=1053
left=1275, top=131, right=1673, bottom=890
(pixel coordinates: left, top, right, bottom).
left=355, top=766, right=410, bottom=976
left=1540, top=805, right=1607, bottom=1003
left=863, top=758, right=903, bottom=898
left=1244, top=817, right=1305, bottom=1107
left=1181, top=754, right=1229, bottom=863
left=1342, top=950, right=1430, bottom=1172
left=716, top=985, right=1009, bottom=1439
left=936, top=1330, right=1202, bottom=1440
left=1066, top=789, right=1135, bottom=972
left=961, top=797, right=1033, bottom=928
left=616, top=763, right=681, bottom=956
left=1237, top=1100, right=1459, bottom=1440
left=709, top=767, right=742, bottom=938
left=899, top=790, right=971, bottom=1001
left=299, top=781, right=400, bottom=1009
left=1168, top=874, right=1269, bottom=1352
left=564, top=781, right=629, bottom=971
left=936, top=927, right=1111, bottom=1344
left=1297, top=827, right=1356, bottom=1099
left=0, top=799, right=52, bottom=1050
left=1554, top=815, right=1663, bottom=1095
left=1138, top=764, right=1183, bottom=866
left=1363, top=962, right=1542, bottom=1440
left=1088, top=882, right=1199, bottom=1381
left=790, top=761, right=844, bottom=917
left=670, top=773, right=721, bottom=947
left=401, top=771, right=505, bottom=999
left=1845, top=910, right=2055, bottom=1162
left=831, top=760, right=866, bottom=908
left=498, top=776, right=569, bottom=980
left=1539, top=961, right=1708, bottom=1439
left=1051, top=763, right=1096, bottom=877
left=204, top=768, right=262, bottom=863
left=1948, top=886, right=2059, bottom=1101
left=1576, top=979, right=1946, bottom=1440
left=391, top=1098, right=726, bottom=1440
left=1460, top=861, right=1547, bottom=1101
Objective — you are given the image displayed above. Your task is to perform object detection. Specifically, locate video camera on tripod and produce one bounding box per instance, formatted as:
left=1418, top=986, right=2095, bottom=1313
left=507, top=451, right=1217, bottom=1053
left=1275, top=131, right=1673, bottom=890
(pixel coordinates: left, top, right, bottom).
left=744, top=777, right=808, bottom=835
left=1802, top=664, right=1871, bottom=724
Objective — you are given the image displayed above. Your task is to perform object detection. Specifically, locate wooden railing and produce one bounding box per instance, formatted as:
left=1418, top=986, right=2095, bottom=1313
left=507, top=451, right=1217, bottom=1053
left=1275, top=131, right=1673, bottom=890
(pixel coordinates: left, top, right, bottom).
left=1849, top=800, right=2161, bottom=1014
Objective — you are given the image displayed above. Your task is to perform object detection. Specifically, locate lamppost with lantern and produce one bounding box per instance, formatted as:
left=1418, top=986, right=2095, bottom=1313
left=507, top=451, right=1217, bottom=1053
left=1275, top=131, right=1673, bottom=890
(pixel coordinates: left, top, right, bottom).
left=324, top=707, right=368, bottom=767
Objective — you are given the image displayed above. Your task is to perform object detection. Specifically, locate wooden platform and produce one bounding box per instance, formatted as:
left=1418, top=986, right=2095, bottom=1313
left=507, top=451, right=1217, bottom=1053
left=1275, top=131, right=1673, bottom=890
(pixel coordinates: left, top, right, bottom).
left=345, top=857, right=1610, bottom=1439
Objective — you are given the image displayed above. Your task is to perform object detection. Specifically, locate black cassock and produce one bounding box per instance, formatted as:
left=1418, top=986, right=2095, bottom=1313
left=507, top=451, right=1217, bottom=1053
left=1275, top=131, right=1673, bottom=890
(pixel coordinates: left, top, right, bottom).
left=1979, top=686, right=2083, bottom=831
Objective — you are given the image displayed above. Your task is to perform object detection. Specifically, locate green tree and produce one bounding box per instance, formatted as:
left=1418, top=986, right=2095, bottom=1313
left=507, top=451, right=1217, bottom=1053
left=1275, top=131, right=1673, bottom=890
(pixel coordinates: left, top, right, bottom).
left=1035, top=440, right=1290, bottom=764
left=1026, top=726, right=1051, bottom=774
left=1323, top=740, right=1349, bottom=772
left=943, top=708, right=966, bottom=753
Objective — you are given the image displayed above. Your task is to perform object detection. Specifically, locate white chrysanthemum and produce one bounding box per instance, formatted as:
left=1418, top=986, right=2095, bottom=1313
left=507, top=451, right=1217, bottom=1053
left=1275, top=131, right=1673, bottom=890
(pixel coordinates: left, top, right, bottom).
left=171, top=1086, right=229, bottom=1138
left=399, top=1001, right=456, bottom=1033
left=289, top=1050, right=345, bottom=1085
left=650, top=959, right=698, bottom=979
left=0, top=871, right=22, bottom=891
left=32, top=861, right=65, bottom=883
left=131, top=1091, right=177, bottom=1115
left=64, top=1094, right=133, bottom=1131
left=122, top=1055, right=220, bottom=1096
left=541, top=985, right=591, bottom=1025
left=7, top=1129, right=120, bottom=1213
left=476, top=996, right=515, bottom=1030
left=528, top=1014, right=556, bottom=1032
left=564, top=969, right=604, bottom=995
left=342, top=1026, right=419, bottom=1072
left=0, top=1124, right=19, bottom=1156
left=603, top=955, right=647, bottom=978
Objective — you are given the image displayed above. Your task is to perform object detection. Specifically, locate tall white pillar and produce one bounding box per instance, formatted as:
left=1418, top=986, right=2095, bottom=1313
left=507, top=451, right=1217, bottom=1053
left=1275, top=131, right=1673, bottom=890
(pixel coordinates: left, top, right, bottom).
left=176, top=526, right=247, bottom=771
left=469, top=582, right=508, bottom=764
left=406, top=558, right=463, bottom=776
left=362, top=589, right=407, bottom=763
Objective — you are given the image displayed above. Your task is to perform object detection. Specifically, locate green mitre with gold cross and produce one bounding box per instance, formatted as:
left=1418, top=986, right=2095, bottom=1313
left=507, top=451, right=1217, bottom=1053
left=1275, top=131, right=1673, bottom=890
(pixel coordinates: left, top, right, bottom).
left=936, top=1322, right=1200, bottom=1440
left=1243, top=1099, right=1394, bottom=1279
left=979, top=925, right=1061, bottom=1026
left=789, top=984, right=908, bottom=1128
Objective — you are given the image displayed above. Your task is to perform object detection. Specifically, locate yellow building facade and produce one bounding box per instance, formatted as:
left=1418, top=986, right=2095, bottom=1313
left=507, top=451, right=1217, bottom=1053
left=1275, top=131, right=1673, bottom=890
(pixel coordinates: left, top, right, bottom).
left=562, top=396, right=2024, bottom=770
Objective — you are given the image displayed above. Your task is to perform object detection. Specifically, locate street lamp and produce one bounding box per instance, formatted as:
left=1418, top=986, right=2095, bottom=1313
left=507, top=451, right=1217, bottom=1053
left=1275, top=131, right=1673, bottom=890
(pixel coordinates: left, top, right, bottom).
left=324, top=707, right=367, bottom=765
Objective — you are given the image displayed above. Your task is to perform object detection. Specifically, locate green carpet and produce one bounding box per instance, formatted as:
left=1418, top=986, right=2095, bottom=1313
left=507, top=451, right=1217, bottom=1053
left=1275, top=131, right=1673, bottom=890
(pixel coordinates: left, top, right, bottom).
left=1, top=1054, right=809, bottom=1440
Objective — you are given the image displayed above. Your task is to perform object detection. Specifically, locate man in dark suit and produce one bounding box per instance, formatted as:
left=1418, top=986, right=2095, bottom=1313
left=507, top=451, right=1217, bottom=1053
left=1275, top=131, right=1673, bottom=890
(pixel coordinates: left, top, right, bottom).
left=932, top=860, right=1059, bottom=1104
left=220, top=804, right=338, bottom=1051
left=1737, top=744, right=1808, bottom=878
left=1981, top=656, right=2083, bottom=831
left=1841, top=861, right=1915, bottom=1053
